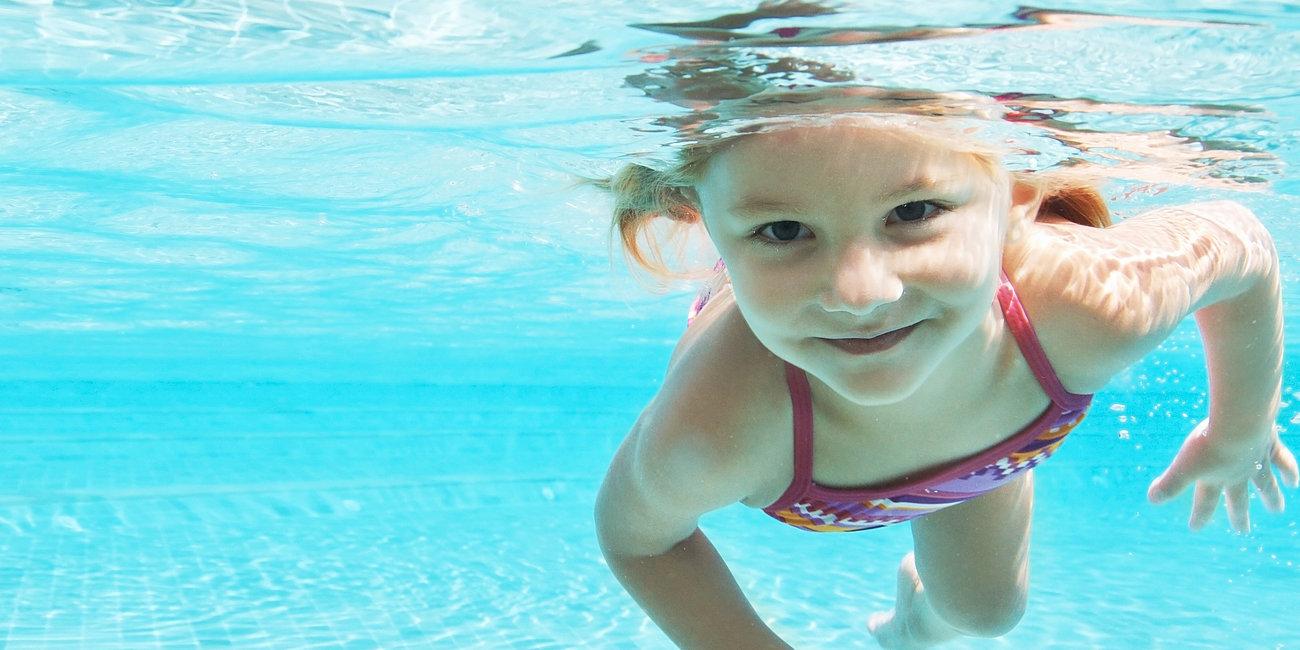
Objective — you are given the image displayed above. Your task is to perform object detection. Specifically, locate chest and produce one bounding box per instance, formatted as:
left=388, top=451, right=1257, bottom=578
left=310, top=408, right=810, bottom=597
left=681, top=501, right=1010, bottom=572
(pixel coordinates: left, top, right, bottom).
left=808, top=375, right=1051, bottom=490
left=744, top=346, right=1052, bottom=508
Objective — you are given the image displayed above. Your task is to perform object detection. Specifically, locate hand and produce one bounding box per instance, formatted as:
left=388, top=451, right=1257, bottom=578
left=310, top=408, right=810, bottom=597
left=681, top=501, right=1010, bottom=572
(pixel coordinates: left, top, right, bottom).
left=1147, top=418, right=1299, bottom=533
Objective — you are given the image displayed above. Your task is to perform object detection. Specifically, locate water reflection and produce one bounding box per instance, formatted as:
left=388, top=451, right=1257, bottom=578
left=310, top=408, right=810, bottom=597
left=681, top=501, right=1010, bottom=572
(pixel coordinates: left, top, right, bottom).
left=630, top=2, right=1254, bottom=48
left=617, top=1, right=1278, bottom=191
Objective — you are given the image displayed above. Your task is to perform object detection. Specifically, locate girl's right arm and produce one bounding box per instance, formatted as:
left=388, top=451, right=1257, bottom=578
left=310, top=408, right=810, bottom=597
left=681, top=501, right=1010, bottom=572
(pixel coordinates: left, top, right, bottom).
left=595, top=402, right=791, bottom=649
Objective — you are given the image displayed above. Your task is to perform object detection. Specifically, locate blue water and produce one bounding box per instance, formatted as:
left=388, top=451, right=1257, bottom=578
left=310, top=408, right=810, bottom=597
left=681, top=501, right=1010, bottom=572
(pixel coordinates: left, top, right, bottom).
left=1, top=1, right=1298, bottom=648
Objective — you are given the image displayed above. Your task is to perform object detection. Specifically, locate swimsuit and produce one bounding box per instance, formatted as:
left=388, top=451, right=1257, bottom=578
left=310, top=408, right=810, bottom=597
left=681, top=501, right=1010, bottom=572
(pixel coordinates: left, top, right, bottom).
left=687, top=261, right=1093, bottom=533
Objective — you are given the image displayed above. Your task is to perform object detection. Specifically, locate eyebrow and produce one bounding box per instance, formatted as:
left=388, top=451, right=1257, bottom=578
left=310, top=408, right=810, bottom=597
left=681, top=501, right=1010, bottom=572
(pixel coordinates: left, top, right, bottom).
left=728, top=177, right=946, bottom=218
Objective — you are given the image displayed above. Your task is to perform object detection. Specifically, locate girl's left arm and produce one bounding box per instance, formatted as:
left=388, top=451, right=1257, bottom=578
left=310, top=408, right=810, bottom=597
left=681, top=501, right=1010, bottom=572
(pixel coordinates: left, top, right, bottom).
left=1147, top=209, right=1298, bottom=533
left=1017, top=200, right=1298, bottom=533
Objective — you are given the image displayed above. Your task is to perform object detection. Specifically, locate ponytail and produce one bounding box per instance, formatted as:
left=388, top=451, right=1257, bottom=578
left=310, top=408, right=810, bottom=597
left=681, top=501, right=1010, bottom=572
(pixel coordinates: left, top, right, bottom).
left=1041, top=183, right=1112, bottom=228
left=594, top=151, right=712, bottom=281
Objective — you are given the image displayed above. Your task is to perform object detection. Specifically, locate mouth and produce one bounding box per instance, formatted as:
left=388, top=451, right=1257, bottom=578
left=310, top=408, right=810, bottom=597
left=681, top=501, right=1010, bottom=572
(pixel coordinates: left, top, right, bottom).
left=817, top=322, right=920, bottom=355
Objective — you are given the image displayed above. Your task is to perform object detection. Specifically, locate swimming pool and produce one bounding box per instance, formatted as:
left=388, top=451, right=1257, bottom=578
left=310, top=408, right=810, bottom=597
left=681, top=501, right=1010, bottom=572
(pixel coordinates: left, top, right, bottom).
left=1, top=1, right=1297, bottom=647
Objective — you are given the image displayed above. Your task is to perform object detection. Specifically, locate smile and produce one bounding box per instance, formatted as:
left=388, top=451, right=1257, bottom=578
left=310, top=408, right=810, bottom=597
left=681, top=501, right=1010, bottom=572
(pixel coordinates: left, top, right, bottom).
left=817, top=322, right=920, bottom=355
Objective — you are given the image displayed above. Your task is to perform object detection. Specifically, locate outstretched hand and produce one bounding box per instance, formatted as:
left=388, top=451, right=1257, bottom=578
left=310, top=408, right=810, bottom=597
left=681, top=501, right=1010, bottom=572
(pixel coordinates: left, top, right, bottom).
left=1147, top=418, right=1299, bottom=534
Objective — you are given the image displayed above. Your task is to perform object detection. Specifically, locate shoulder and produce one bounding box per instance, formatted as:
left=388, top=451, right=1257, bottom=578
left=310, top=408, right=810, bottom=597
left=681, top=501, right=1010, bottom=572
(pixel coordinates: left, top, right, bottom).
left=596, top=291, right=789, bottom=551
left=1003, top=201, right=1264, bottom=394
left=652, top=291, right=790, bottom=502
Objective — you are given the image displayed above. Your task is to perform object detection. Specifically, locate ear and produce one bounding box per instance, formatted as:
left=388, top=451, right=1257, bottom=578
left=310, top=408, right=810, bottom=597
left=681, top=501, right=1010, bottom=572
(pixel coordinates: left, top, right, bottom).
left=1005, top=177, right=1043, bottom=243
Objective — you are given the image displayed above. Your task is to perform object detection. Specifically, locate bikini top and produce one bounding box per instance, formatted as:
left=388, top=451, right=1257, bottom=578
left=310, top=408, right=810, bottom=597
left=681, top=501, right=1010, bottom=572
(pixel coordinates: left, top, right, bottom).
left=761, top=274, right=1093, bottom=533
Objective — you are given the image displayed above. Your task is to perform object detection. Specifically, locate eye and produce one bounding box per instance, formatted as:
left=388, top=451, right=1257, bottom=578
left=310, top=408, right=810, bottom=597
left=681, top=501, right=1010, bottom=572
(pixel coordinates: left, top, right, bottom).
left=891, top=201, right=947, bottom=223
left=755, top=220, right=810, bottom=244
left=748, top=198, right=951, bottom=246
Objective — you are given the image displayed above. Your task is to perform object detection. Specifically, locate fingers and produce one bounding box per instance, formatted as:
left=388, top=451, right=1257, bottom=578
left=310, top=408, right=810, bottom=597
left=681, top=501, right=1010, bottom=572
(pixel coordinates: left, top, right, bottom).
left=1151, top=430, right=1298, bottom=534
left=1273, top=440, right=1300, bottom=489
left=1148, top=466, right=1193, bottom=504
left=1182, top=469, right=1284, bottom=535
left=1223, top=482, right=1250, bottom=534
left=1189, top=483, right=1218, bottom=531
left=1252, top=465, right=1285, bottom=513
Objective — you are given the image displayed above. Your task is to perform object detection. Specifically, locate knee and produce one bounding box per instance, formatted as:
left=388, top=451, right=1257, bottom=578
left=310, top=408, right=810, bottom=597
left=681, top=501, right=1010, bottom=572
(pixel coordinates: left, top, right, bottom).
left=927, top=584, right=1027, bottom=638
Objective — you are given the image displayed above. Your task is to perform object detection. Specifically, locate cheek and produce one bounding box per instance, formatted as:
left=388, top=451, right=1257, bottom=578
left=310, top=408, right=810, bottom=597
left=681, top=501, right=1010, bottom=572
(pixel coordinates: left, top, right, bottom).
left=904, top=215, right=1004, bottom=287
left=728, top=267, right=775, bottom=311
left=726, top=262, right=802, bottom=321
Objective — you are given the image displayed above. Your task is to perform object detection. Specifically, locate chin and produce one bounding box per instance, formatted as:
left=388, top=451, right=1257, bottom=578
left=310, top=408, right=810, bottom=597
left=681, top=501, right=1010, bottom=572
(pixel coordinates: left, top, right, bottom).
left=823, top=366, right=929, bottom=407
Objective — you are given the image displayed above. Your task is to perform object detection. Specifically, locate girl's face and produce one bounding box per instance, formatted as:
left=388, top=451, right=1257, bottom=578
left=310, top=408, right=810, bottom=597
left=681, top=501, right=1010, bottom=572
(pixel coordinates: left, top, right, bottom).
left=696, top=123, right=1033, bottom=406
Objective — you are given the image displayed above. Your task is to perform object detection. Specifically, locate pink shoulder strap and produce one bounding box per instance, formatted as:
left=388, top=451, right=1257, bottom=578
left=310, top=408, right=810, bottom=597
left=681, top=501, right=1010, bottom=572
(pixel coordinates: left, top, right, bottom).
left=765, top=362, right=814, bottom=511
left=997, top=271, right=1092, bottom=409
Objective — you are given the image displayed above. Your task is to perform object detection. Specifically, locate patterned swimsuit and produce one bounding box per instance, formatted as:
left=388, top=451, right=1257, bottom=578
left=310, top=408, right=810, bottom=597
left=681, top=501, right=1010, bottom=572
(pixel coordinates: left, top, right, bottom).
left=689, top=262, right=1093, bottom=533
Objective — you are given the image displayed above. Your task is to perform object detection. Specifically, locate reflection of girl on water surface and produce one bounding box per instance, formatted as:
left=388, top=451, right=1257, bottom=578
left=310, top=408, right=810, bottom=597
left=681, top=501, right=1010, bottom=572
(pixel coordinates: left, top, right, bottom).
left=592, top=3, right=1294, bottom=648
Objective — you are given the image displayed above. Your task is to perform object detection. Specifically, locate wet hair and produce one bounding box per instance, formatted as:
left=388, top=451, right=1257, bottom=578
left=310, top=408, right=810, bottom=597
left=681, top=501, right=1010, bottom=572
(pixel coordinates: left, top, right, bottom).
left=598, top=129, right=1112, bottom=281
left=595, top=1, right=1275, bottom=283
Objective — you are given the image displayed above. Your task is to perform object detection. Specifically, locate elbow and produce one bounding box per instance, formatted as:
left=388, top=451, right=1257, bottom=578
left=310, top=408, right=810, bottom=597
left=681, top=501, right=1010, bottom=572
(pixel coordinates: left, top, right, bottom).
left=1186, top=201, right=1280, bottom=308
left=592, top=480, right=671, bottom=561
left=593, top=485, right=623, bottom=559
left=1210, top=200, right=1278, bottom=274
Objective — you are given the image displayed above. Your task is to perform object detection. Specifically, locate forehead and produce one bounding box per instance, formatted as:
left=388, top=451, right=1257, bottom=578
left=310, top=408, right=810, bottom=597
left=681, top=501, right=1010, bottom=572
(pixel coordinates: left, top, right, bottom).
left=702, top=123, right=990, bottom=191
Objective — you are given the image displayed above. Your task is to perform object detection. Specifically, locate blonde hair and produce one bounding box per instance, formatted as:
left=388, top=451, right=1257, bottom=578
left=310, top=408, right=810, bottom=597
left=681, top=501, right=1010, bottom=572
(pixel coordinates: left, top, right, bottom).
left=598, top=128, right=1111, bottom=281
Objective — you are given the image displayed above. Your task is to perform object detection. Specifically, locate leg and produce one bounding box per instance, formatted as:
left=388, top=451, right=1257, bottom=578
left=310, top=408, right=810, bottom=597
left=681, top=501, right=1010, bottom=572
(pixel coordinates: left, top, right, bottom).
left=867, top=550, right=960, bottom=648
left=869, top=471, right=1035, bottom=647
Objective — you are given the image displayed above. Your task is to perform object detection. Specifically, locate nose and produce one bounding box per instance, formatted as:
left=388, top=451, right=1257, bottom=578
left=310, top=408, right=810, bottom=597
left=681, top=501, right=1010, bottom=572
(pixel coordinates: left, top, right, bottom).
left=820, top=243, right=904, bottom=316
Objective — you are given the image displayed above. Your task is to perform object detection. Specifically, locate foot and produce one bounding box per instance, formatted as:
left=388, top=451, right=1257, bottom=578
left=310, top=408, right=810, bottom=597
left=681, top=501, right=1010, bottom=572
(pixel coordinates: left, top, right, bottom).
left=868, top=552, right=958, bottom=649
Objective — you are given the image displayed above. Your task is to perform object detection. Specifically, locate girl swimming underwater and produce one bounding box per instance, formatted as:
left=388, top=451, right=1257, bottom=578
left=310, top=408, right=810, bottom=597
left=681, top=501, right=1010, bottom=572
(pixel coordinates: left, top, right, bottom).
left=593, top=114, right=1296, bottom=648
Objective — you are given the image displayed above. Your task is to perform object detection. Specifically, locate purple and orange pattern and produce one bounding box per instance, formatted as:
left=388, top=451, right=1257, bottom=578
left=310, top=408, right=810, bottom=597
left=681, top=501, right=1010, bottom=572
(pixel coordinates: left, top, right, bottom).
left=764, top=410, right=1086, bottom=533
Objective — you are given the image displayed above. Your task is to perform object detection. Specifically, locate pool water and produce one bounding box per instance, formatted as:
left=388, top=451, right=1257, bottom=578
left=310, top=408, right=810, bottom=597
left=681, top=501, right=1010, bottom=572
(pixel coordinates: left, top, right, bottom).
left=1, top=1, right=1298, bottom=648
